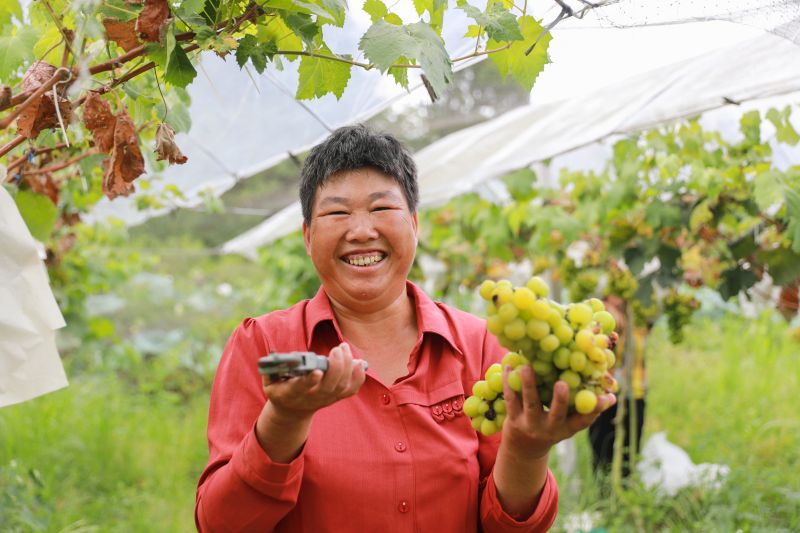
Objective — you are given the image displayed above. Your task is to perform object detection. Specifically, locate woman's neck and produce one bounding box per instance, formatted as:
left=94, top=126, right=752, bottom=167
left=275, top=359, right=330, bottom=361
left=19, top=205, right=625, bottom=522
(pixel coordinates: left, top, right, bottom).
left=328, top=287, right=418, bottom=350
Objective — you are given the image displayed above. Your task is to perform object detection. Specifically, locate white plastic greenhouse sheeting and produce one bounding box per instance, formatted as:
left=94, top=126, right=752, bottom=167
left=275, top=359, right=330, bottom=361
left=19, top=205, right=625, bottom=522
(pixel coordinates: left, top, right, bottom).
left=220, top=29, right=800, bottom=258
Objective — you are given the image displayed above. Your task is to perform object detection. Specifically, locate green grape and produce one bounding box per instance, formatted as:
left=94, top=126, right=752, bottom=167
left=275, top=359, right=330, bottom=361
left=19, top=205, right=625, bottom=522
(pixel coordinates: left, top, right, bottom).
left=487, top=315, right=504, bottom=336
left=554, top=322, right=574, bottom=344
left=538, top=386, right=553, bottom=405
left=512, top=287, right=537, bottom=311
left=497, top=302, right=519, bottom=323
left=567, top=303, right=593, bottom=327
left=546, top=308, right=563, bottom=329
left=575, top=389, right=598, bottom=414
left=526, top=319, right=550, bottom=340
left=501, top=352, right=526, bottom=368
left=553, top=347, right=571, bottom=369
left=504, top=318, right=527, bottom=340
left=495, top=413, right=507, bottom=428
left=593, top=310, right=616, bottom=334
left=559, top=370, right=581, bottom=389
left=472, top=380, right=497, bottom=400
left=508, top=368, right=523, bottom=391
left=532, top=360, right=554, bottom=377
left=485, top=363, right=503, bottom=378
left=587, top=346, right=605, bottom=364
left=493, top=285, right=514, bottom=306
left=530, top=299, right=550, bottom=320
left=526, top=276, right=549, bottom=297
left=569, top=350, right=587, bottom=372
left=539, top=334, right=560, bottom=353
left=493, top=397, right=507, bottom=414
left=480, top=418, right=499, bottom=436
left=587, top=298, right=605, bottom=312
left=471, top=416, right=484, bottom=431
left=463, top=396, right=483, bottom=417
left=604, top=348, right=616, bottom=368
left=575, top=329, right=594, bottom=352
left=594, top=334, right=609, bottom=349
left=479, top=280, right=496, bottom=301
left=487, top=372, right=504, bottom=393
left=536, top=347, right=556, bottom=363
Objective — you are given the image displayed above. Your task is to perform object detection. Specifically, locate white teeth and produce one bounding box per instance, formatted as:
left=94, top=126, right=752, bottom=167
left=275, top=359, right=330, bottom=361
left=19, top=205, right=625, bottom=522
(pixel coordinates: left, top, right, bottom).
left=345, top=254, right=383, bottom=266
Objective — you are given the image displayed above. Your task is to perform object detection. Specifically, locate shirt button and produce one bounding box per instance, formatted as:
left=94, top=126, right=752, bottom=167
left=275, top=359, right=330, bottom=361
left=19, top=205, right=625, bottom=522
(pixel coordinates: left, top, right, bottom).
left=381, top=394, right=390, bottom=405
left=398, top=500, right=410, bottom=513
left=394, top=442, right=407, bottom=453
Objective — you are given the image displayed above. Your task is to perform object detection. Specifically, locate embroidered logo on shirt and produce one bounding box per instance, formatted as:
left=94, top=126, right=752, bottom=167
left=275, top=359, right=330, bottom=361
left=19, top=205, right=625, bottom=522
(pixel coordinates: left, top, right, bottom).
left=431, top=396, right=463, bottom=423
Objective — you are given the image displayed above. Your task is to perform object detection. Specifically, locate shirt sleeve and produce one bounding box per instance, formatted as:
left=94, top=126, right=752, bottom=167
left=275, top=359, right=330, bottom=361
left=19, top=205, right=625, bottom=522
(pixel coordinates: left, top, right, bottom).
left=195, top=318, right=304, bottom=532
left=476, top=327, right=560, bottom=533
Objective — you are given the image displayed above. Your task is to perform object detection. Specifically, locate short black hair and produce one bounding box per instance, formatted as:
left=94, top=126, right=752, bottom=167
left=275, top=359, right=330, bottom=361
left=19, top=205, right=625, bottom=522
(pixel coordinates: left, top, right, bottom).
left=299, top=124, right=418, bottom=224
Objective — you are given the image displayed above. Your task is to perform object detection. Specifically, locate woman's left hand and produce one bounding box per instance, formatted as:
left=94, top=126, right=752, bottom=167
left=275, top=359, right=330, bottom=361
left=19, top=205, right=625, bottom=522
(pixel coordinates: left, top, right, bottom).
left=501, top=364, right=616, bottom=459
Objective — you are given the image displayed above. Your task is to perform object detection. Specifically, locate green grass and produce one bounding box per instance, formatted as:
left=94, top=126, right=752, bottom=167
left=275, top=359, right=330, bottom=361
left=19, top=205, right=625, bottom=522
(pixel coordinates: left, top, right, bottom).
left=551, top=312, right=800, bottom=532
left=0, top=375, right=209, bottom=532
left=1, top=312, right=798, bottom=531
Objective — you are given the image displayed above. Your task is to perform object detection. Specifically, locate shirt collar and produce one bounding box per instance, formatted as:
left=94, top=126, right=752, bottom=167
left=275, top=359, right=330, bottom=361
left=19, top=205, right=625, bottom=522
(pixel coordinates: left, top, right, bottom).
left=304, top=281, right=462, bottom=355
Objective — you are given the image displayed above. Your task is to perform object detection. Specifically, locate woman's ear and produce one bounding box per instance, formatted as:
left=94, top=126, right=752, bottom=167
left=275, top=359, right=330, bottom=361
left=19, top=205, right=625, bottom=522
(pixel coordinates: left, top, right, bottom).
left=302, top=221, right=312, bottom=256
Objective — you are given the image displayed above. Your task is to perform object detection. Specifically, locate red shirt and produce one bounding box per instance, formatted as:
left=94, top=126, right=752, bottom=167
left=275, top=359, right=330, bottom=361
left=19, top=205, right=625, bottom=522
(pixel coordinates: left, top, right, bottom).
left=196, top=282, right=558, bottom=532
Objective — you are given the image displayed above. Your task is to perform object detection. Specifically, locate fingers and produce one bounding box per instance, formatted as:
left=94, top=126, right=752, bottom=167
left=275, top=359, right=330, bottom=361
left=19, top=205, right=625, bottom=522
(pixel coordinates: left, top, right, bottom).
left=547, top=380, right=570, bottom=422
left=519, top=365, right=542, bottom=413
left=502, top=365, right=521, bottom=419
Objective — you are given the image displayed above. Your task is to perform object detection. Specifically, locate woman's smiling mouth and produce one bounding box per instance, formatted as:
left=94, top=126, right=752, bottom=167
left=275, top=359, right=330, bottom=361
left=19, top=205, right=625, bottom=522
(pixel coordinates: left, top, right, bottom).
left=341, top=252, right=386, bottom=267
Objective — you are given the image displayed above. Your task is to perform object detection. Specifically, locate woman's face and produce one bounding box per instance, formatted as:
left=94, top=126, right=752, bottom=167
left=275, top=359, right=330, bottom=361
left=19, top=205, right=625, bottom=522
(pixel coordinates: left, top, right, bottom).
left=303, top=167, right=418, bottom=312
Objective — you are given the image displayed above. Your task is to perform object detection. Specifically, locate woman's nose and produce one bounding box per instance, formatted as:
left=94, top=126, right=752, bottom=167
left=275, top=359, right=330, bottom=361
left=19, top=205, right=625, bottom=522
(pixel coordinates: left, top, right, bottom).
left=345, top=212, right=379, bottom=241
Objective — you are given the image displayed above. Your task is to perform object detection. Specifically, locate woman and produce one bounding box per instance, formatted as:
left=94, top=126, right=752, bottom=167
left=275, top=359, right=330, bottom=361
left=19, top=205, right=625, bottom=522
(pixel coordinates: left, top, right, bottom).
left=195, top=125, right=615, bottom=532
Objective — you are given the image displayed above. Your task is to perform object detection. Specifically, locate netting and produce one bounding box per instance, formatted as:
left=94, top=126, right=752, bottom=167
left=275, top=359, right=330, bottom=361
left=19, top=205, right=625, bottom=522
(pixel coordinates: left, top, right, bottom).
left=556, top=0, right=800, bottom=44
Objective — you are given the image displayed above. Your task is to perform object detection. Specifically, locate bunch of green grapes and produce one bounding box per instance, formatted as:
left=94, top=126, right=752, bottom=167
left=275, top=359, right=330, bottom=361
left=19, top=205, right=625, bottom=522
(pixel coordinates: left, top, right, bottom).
left=604, top=265, right=638, bottom=300
left=632, top=299, right=659, bottom=328
left=567, top=270, right=600, bottom=302
left=464, top=277, right=620, bottom=436
left=662, top=289, right=700, bottom=343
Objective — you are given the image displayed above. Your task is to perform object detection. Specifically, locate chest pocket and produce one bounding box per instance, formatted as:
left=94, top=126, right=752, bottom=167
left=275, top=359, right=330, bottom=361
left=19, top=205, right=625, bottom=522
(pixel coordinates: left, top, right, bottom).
left=392, top=379, right=466, bottom=424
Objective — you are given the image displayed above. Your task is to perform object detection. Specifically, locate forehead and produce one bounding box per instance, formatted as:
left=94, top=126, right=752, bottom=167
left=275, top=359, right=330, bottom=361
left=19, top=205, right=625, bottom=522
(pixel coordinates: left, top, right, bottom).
left=315, top=167, right=404, bottom=200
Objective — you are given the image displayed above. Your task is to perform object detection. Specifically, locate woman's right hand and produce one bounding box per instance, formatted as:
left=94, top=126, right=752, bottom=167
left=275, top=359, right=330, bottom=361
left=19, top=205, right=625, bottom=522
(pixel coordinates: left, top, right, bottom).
left=261, top=342, right=366, bottom=421
left=255, top=343, right=366, bottom=463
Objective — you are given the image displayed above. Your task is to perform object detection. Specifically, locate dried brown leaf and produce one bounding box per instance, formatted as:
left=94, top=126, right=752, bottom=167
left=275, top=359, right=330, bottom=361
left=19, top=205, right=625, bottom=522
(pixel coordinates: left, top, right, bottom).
left=103, top=110, right=145, bottom=200
left=154, top=123, right=187, bottom=165
left=25, top=173, right=60, bottom=205
left=135, top=0, right=171, bottom=43
left=16, top=61, right=73, bottom=139
left=83, top=93, right=117, bottom=153
left=103, top=18, right=140, bottom=52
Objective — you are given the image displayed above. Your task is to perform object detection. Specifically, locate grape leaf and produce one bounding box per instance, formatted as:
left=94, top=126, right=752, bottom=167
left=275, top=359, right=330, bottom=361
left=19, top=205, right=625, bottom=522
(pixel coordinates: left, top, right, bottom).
left=756, top=248, right=800, bottom=285
left=135, top=0, right=171, bottom=43
left=785, top=188, right=800, bottom=253
left=0, top=24, right=39, bottom=80
left=97, top=0, right=140, bottom=22
left=284, top=12, right=321, bottom=45
left=359, top=20, right=452, bottom=97
left=165, top=43, right=197, bottom=88
left=766, top=106, right=800, bottom=146
left=753, top=169, right=785, bottom=211
left=179, top=0, right=207, bottom=15
left=14, top=190, right=58, bottom=242
left=259, top=15, right=302, bottom=60
left=389, top=56, right=409, bottom=88
left=459, top=3, right=522, bottom=42
left=0, top=0, right=23, bottom=27
left=296, top=45, right=352, bottom=100
left=488, top=16, right=550, bottom=91
left=295, top=0, right=347, bottom=27
left=154, top=123, right=187, bottom=164
left=33, top=25, right=63, bottom=66
left=719, top=266, right=758, bottom=300
left=363, top=0, right=387, bottom=23
left=104, top=110, right=145, bottom=199
left=103, top=18, right=140, bottom=52
left=236, top=34, right=276, bottom=74
left=83, top=92, right=117, bottom=153
left=739, top=110, right=761, bottom=145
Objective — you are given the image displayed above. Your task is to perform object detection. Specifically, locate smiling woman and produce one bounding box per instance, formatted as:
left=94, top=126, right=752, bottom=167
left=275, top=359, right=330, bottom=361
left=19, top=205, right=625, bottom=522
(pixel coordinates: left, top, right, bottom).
left=194, top=125, right=615, bottom=533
